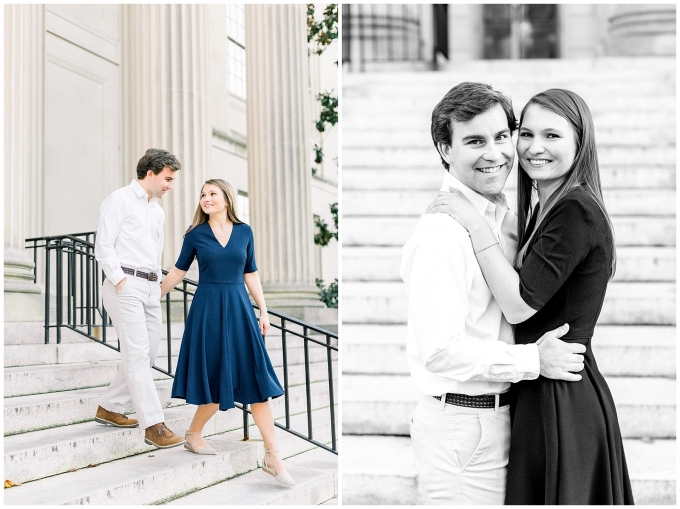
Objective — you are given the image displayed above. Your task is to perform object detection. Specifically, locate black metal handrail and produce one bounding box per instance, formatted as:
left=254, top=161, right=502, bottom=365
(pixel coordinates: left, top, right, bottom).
left=26, top=232, right=338, bottom=455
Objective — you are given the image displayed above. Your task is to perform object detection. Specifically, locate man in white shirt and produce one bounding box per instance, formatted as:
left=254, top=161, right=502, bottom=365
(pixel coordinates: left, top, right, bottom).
left=400, top=83, right=586, bottom=504
left=94, top=148, right=185, bottom=449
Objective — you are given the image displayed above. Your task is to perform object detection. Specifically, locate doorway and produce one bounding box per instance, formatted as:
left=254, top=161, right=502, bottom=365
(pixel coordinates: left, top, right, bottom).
left=482, top=5, right=559, bottom=59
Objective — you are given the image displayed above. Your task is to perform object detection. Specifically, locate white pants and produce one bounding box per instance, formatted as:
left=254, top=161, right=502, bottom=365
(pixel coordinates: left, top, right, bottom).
left=410, top=392, right=510, bottom=505
left=98, top=276, right=164, bottom=429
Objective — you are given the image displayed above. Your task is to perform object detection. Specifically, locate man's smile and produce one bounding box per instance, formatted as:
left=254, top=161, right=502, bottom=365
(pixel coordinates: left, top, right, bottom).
left=476, top=163, right=505, bottom=174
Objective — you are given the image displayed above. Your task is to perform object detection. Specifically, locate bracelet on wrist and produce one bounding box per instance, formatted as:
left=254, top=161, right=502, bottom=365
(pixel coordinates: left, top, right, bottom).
left=474, top=241, right=499, bottom=254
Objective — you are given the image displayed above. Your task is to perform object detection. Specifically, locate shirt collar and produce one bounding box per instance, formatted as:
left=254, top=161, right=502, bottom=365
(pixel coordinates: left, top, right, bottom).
left=440, top=170, right=507, bottom=217
left=130, top=179, right=155, bottom=204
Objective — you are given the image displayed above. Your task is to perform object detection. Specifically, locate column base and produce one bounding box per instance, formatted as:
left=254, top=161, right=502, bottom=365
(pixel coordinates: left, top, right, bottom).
left=5, top=247, right=44, bottom=321
left=4, top=291, right=44, bottom=322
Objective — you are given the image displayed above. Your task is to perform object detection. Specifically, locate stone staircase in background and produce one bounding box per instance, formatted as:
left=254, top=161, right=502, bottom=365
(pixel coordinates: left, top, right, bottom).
left=342, top=57, right=676, bottom=505
left=4, top=321, right=338, bottom=505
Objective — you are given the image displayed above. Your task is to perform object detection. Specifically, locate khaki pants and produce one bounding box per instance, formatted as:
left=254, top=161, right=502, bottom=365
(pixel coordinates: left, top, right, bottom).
left=98, top=276, right=164, bottom=430
left=410, top=392, right=510, bottom=505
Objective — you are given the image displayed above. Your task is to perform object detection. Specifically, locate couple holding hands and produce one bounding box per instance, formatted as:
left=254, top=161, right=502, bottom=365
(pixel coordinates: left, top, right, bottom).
left=93, top=149, right=294, bottom=487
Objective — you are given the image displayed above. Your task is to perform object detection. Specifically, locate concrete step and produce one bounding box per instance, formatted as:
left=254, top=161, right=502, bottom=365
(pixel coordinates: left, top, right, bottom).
left=4, top=380, right=338, bottom=484
left=343, top=166, right=676, bottom=190
left=343, top=246, right=675, bottom=283
left=342, top=324, right=676, bottom=379
left=341, top=435, right=675, bottom=505
left=343, top=281, right=676, bottom=325
left=343, top=189, right=676, bottom=218
left=342, top=374, right=674, bottom=438
left=342, top=146, right=677, bottom=169
left=4, top=409, right=337, bottom=505
left=4, top=360, right=338, bottom=436
left=4, top=360, right=171, bottom=398
left=345, top=60, right=675, bottom=88
left=344, top=110, right=675, bottom=133
left=168, top=441, right=337, bottom=505
left=344, top=95, right=677, bottom=119
left=5, top=344, right=337, bottom=397
left=4, top=322, right=326, bottom=352
left=343, top=124, right=677, bottom=147
left=343, top=216, right=676, bottom=247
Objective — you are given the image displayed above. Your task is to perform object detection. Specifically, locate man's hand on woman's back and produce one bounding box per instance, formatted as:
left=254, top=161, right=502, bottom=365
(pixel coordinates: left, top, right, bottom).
left=536, top=323, right=586, bottom=381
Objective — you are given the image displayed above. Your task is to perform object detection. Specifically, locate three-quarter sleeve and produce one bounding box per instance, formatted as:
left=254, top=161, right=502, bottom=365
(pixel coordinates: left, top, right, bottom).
left=175, top=228, right=197, bottom=271
left=519, top=196, right=596, bottom=311
left=244, top=226, right=258, bottom=273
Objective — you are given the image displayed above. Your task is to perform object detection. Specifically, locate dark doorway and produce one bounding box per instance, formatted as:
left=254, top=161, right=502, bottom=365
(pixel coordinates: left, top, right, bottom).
left=483, top=5, right=559, bottom=59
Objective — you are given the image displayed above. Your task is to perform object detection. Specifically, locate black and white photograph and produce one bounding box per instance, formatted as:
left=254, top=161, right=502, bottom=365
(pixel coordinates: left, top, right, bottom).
left=341, top=3, right=676, bottom=505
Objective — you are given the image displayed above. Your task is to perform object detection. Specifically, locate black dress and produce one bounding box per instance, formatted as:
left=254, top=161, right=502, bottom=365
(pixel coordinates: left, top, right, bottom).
left=504, top=188, right=634, bottom=505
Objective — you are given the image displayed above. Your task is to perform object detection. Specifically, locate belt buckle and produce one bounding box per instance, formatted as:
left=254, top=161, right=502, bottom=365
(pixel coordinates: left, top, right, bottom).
left=148, top=273, right=158, bottom=282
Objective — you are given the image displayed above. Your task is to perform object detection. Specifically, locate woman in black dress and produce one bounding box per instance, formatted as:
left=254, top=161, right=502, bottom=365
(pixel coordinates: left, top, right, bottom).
left=428, top=89, right=634, bottom=504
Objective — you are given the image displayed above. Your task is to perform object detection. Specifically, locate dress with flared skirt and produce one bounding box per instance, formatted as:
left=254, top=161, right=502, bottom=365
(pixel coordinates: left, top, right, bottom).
left=170, top=221, right=283, bottom=410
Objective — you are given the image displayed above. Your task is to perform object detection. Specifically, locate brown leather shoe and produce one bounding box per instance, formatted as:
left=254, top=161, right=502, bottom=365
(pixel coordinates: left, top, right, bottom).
left=94, top=405, right=139, bottom=428
left=144, top=422, right=186, bottom=448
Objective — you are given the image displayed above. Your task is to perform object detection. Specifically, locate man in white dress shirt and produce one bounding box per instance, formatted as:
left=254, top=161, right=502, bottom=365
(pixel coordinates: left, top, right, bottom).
left=400, top=83, right=586, bottom=504
left=94, top=148, right=185, bottom=449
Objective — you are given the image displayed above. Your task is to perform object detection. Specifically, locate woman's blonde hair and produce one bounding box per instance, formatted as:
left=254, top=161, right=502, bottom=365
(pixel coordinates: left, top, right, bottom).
left=186, top=179, right=243, bottom=234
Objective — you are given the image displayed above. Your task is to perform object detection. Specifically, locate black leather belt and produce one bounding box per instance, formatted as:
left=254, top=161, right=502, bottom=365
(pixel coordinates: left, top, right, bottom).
left=121, top=266, right=158, bottom=282
left=434, top=392, right=510, bottom=409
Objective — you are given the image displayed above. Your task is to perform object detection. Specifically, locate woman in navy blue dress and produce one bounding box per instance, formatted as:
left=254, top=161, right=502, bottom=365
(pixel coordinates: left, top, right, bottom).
left=160, top=179, right=292, bottom=486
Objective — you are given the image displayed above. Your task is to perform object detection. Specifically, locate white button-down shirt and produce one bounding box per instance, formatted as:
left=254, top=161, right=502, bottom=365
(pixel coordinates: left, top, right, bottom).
left=400, top=171, right=539, bottom=397
left=95, top=180, right=164, bottom=285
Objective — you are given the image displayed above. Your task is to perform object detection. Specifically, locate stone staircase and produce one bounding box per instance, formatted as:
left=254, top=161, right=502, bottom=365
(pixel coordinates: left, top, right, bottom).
left=4, top=321, right=338, bottom=505
left=342, top=57, right=676, bottom=505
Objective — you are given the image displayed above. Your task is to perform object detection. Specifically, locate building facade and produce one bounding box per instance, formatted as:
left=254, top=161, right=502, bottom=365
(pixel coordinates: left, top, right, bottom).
left=343, top=4, right=676, bottom=71
left=4, top=4, right=338, bottom=322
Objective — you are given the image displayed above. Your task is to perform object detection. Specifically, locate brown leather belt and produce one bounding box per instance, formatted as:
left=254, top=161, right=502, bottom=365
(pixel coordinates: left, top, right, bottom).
left=434, top=392, right=510, bottom=409
left=121, top=266, right=158, bottom=282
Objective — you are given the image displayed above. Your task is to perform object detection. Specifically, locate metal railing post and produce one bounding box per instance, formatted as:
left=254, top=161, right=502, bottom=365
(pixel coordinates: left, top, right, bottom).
left=86, top=243, right=92, bottom=335
left=166, top=291, right=172, bottom=375
left=44, top=243, right=51, bottom=344
left=32, top=239, right=38, bottom=283
left=56, top=241, right=63, bottom=344
left=242, top=404, right=249, bottom=441
left=327, top=333, right=336, bottom=451
left=303, top=325, right=313, bottom=440
left=281, top=318, right=290, bottom=429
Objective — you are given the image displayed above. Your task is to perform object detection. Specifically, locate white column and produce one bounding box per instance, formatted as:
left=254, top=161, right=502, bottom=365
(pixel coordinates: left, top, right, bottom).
left=4, top=5, right=43, bottom=321
left=122, top=5, right=212, bottom=268
left=245, top=5, right=322, bottom=309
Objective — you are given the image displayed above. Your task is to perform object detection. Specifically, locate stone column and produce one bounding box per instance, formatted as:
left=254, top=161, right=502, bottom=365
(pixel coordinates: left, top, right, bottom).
left=122, top=5, right=212, bottom=269
left=4, top=5, right=44, bottom=322
left=605, top=5, right=676, bottom=56
left=245, top=5, right=323, bottom=315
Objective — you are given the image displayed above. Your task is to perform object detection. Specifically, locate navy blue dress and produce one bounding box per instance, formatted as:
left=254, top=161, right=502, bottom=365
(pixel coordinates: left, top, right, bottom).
left=170, top=221, right=284, bottom=410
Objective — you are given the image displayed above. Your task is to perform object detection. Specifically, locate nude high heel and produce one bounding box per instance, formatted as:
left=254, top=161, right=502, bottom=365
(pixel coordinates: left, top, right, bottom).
left=262, top=449, right=295, bottom=486
left=184, top=430, right=217, bottom=455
